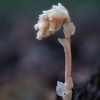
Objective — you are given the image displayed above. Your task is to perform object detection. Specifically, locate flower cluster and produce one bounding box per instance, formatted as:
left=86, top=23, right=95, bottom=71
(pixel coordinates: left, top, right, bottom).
left=34, top=3, right=69, bottom=40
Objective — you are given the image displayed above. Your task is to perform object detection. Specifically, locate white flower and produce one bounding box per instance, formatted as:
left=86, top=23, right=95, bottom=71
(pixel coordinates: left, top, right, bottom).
left=34, top=3, right=69, bottom=40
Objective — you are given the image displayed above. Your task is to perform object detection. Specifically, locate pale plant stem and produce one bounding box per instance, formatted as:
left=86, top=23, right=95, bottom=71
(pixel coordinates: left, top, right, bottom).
left=65, top=15, right=71, bottom=25
left=64, top=16, right=71, bottom=82
left=64, top=38, right=71, bottom=83
left=64, top=17, right=72, bottom=100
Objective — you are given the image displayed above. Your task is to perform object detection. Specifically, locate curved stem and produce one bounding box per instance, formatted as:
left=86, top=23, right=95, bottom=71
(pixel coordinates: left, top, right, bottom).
left=64, top=15, right=71, bottom=82
left=64, top=16, right=72, bottom=100
left=65, top=15, right=71, bottom=25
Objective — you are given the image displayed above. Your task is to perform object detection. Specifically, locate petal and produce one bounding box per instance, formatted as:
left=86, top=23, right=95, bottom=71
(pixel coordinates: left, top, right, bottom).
left=36, top=30, right=43, bottom=40
left=48, top=9, right=67, bottom=20
left=52, top=5, right=58, bottom=9
left=49, top=19, right=57, bottom=31
left=39, top=20, right=49, bottom=28
left=58, top=3, right=67, bottom=11
left=35, top=19, right=50, bottom=40
left=48, top=18, right=62, bottom=32
left=56, top=19, right=63, bottom=31
left=39, top=14, right=45, bottom=19
left=45, top=31, right=53, bottom=36
left=34, top=24, right=39, bottom=30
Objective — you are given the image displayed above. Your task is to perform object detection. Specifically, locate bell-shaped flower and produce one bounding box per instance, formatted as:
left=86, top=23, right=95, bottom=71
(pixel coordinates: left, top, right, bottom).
left=34, top=3, right=69, bottom=40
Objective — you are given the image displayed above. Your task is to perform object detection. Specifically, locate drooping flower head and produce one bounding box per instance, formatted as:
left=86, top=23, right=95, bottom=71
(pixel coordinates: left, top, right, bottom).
left=34, top=3, right=70, bottom=40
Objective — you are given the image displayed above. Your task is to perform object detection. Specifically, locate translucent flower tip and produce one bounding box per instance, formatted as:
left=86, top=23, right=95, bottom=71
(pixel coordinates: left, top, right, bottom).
left=56, top=76, right=73, bottom=99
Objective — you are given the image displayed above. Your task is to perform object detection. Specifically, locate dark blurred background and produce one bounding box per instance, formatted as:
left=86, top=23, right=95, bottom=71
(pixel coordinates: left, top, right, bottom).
left=0, top=0, right=100, bottom=100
